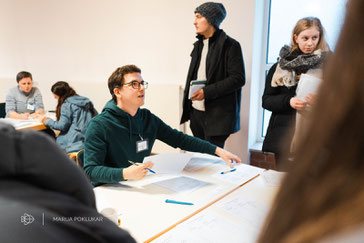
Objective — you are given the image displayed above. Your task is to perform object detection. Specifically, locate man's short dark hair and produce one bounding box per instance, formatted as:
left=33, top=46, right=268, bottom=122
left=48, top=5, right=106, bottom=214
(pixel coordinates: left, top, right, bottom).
left=16, top=71, right=32, bottom=83
left=108, top=65, right=141, bottom=102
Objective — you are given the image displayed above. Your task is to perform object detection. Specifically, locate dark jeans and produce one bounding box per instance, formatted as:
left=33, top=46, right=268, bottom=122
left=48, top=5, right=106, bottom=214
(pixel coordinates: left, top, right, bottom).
left=190, top=108, right=229, bottom=148
left=41, top=128, right=57, bottom=140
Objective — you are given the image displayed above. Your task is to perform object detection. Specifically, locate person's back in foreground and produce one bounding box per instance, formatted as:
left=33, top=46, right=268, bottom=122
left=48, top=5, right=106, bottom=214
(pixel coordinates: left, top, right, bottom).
left=0, top=122, right=135, bottom=243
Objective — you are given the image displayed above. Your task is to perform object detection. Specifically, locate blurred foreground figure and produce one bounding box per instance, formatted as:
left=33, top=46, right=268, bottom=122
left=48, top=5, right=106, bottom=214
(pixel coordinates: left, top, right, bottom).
left=0, top=122, right=135, bottom=243
left=258, top=0, right=364, bottom=242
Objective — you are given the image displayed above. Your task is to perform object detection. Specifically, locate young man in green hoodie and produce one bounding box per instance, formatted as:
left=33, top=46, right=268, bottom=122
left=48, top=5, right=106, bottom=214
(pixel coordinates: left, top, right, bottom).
left=84, top=65, right=241, bottom=186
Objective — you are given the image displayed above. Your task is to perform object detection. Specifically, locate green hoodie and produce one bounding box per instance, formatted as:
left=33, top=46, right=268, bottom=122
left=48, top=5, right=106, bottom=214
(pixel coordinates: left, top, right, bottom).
left=84, top=100, right=217, bottom=185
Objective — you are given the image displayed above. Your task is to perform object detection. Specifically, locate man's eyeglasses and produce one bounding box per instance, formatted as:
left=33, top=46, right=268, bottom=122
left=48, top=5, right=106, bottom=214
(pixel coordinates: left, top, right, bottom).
left=123, top=80, right=148, bottom=89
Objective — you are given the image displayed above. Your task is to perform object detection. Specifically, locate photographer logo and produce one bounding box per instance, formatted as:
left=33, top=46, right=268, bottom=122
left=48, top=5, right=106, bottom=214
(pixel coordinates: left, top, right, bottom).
left=21, top=213, right=35, bottom=225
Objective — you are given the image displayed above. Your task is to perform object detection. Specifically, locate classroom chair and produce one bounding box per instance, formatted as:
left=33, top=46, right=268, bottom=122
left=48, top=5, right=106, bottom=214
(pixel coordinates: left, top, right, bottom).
left=0, top=103, right=5, bottom=118
left=68, top=149, right=84, bottom=168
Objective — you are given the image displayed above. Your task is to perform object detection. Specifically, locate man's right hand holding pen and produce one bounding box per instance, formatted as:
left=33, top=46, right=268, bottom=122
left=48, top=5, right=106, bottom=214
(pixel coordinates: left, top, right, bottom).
left=123, top=161, right=154, bottom=180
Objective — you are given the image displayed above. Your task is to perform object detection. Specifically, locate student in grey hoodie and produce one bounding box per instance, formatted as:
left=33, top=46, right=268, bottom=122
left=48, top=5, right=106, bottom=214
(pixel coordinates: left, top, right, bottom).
left=38, top=81, right=97, bottom=153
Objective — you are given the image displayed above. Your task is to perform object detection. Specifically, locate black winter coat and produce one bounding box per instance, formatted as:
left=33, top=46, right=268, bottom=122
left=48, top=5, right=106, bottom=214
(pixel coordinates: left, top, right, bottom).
left=262, top=63, right=296, bottom=156
left=0, top=122, right=135, bottom=243
left=180, top=29, right=245, bottom=136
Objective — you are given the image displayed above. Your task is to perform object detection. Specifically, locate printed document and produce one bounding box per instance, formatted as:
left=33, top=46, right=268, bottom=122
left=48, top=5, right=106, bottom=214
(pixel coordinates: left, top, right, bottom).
left=296, top=73, right=322, bottom=100
left=143, top=153, right=193, bottom=174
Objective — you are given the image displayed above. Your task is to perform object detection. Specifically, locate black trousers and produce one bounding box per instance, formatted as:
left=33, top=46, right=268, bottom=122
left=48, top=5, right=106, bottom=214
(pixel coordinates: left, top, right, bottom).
left=190, top=108, right=229, bottom=148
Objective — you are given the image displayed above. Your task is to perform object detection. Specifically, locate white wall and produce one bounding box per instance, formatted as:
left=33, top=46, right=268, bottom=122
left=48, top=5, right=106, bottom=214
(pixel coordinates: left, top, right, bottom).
left=0, top=0, right=257, bottom=161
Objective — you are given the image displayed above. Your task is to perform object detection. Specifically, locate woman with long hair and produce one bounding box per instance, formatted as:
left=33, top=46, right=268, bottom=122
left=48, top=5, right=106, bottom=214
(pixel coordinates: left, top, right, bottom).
left=38, top=81, right=97, bottom=153
left=262, top=17, right=330, bottom=167
left=258, top=0, right=364, bottom=241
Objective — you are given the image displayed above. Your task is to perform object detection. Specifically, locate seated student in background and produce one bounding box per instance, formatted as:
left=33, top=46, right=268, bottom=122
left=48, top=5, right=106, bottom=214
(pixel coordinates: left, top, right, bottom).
left=37, top=81, right=97, bottom=153
left=262, top=17, right=329, bottom=167
left=84, top=65, right=241, bottom=186
left=258, top=0, right=364, bottom=241
left=5, top=71, right=45, bottom=119
left=0, top=122, right=136, bottom=243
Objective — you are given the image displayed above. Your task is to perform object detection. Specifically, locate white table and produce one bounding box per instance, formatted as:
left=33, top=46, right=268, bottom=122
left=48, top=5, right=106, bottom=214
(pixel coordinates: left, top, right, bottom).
left=0, top=118, right=46, bottom=130
left=93, top=153, right=280, bottom=242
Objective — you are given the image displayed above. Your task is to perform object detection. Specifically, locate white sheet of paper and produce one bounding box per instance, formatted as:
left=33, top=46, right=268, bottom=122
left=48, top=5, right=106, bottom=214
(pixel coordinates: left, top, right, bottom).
left=194, top=185, right=227, bottom=205
left=216, top=194, right=270, bottom=230
left=153, top=176, right=209, bottom=193
left=212, top=163, right=263, bottom=185
left=0, top=118, right=40, bottom=128
left=154, top=210, right=256, bottom=243
left=184, top=156, right=224, bottom=172
left=261, top=170, right=286, bottom=187
left=143, top=153, right=193, bottom=174
left=296, top=73, right=322, bottom=100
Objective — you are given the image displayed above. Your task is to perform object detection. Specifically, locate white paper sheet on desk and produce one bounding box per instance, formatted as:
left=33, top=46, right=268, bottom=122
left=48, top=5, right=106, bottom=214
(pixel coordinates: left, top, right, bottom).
left=261, top=170, right=286, bottom=187
left=296, top=73, right=322, bottom=100
left=184, top=155, right=224, bottom=172
left=212, top=163, right=263, bottom=185
left=154, top=210, right=256, bottom=243
left=143, top=153, right=193, bottom=174
left=153, top=176, right=209, bottom=193
left=0, top=118, right=40, bottom=128
left=216, top=194, right=269, bottom=231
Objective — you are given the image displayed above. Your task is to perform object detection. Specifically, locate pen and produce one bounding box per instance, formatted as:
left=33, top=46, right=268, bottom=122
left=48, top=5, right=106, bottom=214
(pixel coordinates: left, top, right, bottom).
left=165, top=199, right=194, bottom=205
left=220, top=168, right=237, bottom=174
left=128, top=160, right=156, bottom=174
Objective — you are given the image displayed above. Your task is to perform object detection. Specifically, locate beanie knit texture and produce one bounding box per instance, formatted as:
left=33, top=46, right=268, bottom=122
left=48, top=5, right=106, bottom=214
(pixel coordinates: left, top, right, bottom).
left=195, top=2, right=226, bottom=29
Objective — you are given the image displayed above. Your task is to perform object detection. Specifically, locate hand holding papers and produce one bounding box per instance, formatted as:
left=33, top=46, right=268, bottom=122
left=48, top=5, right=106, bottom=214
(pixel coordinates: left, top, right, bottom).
left=128, top=160, right=156, bottom=174
left=296, top=73, right=322, bottom=101
left=188, top=80, right=206, bottom=100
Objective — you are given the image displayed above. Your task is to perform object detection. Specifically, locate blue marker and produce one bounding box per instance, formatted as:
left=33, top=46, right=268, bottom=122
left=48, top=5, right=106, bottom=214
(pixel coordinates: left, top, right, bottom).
left=165, top=199, right=194, bottom=205
left=128, top=160, right=156, bottom=174
left=220, top=168, right=237, bottom=174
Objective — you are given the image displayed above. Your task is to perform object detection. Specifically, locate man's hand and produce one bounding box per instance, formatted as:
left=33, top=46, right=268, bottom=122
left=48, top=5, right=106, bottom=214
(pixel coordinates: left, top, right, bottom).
left=215, top=147, right=242, bottom=167
left=18, top=113, right=30, bottom=120
left=122, top=161, right=154, bottom=180
left=191, top=89, right=204, bottom=101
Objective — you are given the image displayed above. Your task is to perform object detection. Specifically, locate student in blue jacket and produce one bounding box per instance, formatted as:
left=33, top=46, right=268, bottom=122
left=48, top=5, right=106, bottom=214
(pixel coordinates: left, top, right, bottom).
left=84, top=65, right=241, bottom=186
left=38, top=81, right=97, bottom=153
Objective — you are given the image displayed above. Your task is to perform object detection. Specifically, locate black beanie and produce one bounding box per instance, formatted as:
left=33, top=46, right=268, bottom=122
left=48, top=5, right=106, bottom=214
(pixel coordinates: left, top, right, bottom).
left=194, top=2, right=226, bottom=29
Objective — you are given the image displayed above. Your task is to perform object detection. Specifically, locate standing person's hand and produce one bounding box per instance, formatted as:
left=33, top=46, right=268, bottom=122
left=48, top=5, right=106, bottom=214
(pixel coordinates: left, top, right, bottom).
left=122, top=161, right=154, bottom=180
left=215, top=147, right=242, bottom=167
left=290, top=97, right=307, bottom=111
left=191, top=89, right=204, bottom=101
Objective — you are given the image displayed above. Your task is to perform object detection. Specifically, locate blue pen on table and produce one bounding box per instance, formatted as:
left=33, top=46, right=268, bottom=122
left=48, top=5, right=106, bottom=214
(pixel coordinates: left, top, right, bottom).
left=128, top=160, right=156, bottom=174
left=220, top=168, right=237, bottom=174
left=165, top=199, right=194, bottom=205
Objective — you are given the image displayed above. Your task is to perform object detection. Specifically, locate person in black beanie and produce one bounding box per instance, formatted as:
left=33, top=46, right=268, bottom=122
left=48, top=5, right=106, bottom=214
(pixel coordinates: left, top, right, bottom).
left=180, top=2, right=246, bottom=148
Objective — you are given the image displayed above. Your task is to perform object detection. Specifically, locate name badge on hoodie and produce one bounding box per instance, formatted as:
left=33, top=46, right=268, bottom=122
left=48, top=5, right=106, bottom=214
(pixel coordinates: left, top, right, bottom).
left=136, top=134, right=148, bottom=153
left=27, top=103, right=35, bottom=111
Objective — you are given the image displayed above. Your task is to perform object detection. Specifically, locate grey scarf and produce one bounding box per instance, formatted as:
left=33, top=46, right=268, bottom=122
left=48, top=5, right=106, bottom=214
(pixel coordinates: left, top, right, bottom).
left=272, top=45, right=327, bottom=87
